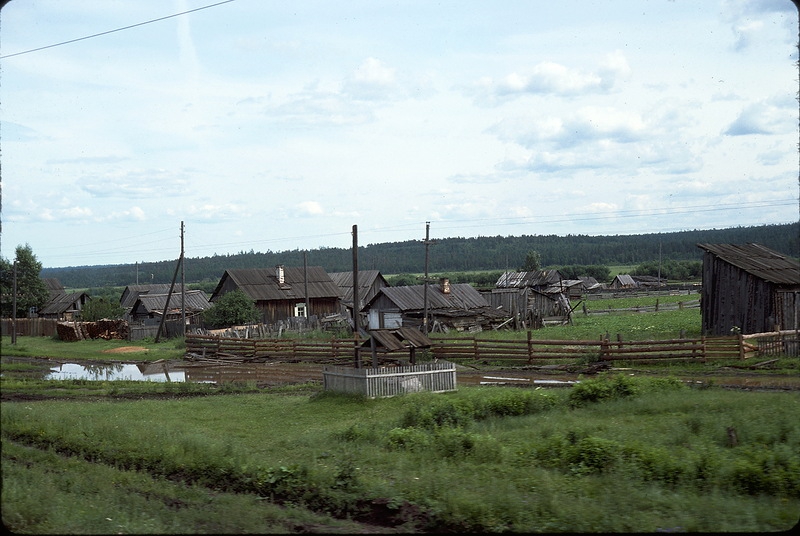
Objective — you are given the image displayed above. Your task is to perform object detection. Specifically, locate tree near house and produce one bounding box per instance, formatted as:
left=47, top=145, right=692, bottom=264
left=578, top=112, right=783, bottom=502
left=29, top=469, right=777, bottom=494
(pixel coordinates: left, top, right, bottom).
left=520, top=250, right=542, bottom=272
left=201, top=289, right=259, bottom=329
left=0, top=244, right=50, bottom=318
left=81, top=298, right=126, bottom=322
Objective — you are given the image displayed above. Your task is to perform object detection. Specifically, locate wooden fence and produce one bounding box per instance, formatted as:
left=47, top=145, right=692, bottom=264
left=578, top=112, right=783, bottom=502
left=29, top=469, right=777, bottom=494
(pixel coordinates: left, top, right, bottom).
left=322, top=361, right=457, bottom=398
left=1, top=318, right=59, bottom=337
left=185, top=334, right=362, bottom=363
left=183, top=330, right=798, bottom=364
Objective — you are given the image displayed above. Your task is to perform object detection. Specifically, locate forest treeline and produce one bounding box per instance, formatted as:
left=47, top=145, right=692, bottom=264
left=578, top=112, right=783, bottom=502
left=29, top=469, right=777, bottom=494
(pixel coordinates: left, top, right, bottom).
left=40, top=223, right=798, bottom=289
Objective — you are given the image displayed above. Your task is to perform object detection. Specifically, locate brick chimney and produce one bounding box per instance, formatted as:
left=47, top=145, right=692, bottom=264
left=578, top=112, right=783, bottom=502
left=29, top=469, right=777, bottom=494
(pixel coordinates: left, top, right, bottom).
left=440, top=277, right=450, bottom=294
left=276, top=265, right=285, bottom=284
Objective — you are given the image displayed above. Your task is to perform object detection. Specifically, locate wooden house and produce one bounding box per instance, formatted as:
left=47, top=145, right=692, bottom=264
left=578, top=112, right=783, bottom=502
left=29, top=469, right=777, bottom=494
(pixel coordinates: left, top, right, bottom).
left=39, top=291, right=91, bottom=321
left=488, top=269, right=572, bottom=327
left=120, top=284, right=175, bottom=310
left=129, top=290, right=211, bottom=325
left=328, top=270, right=389, bottom=320
left=362, top=278, right=508, bottom=332
left=609, top=274, right=636, bottom=289
left=697, top=243, right=800, bottom=336
left=209, top=265, right=341, bottom=324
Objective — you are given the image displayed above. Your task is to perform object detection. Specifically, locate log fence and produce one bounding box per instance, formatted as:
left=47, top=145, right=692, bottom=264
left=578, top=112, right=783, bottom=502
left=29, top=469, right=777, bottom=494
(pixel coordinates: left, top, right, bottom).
left=184, top=330, right=798, bottom=364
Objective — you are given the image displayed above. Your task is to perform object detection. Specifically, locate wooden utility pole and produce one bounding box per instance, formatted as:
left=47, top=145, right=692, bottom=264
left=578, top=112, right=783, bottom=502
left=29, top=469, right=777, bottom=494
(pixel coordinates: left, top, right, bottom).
left=303, top=251, right=310, bottom=320
left=11, top=261, right=17, bottom=345
left=423, top=222, right=431, bottom=335
left=181, top=221, right=186, bottom=338
left=352, top=224, right=361, bottom=368
left=156, top=223, right=183, bottom=343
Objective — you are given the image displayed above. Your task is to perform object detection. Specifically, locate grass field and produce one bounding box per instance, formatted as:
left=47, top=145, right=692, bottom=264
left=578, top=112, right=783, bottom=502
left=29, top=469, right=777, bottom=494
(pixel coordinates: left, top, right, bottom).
left=2, top=293, right=799, bottom=533
left=2, top=376, right=798, bottom=533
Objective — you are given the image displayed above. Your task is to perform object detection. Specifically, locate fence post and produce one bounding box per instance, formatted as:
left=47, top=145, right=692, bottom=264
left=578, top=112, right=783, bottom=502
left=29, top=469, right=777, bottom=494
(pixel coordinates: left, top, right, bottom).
left=600, top=336, right=609, bottom=361
left=473, top=337, right=479, bottom=360
left=527, top=330, right=533, bottom=364
left=738, top=333, right=745, bottom=360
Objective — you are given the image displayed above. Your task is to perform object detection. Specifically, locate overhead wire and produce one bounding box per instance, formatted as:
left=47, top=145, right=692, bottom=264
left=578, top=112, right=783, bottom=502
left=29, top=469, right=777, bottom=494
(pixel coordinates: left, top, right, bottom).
left=0, top=0, right=236, bottom=59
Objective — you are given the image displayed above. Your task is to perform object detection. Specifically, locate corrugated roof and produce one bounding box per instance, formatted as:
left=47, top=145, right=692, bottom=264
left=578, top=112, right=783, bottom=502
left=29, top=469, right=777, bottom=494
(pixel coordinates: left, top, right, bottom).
left=496, top=269, right=564, bottom=288
left=369, top=283, right=489, bottom=312
left=328, top=270, right=385, bottom=304
left=120, top=284, right=175, bottom=308
left=136, top=290, right=211, bottom=314
left=215, top=266, right=341, bottom=301
left=697, top=243, right=800, bottom=286
left=40, top=291, right=89, bottom=315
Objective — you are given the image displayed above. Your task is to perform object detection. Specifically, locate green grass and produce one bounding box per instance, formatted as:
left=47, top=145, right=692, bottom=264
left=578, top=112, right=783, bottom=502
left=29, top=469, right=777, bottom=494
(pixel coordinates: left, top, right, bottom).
left=1, top=335, right=186, bottom=362
left=2, top=377, right=799, bottom=533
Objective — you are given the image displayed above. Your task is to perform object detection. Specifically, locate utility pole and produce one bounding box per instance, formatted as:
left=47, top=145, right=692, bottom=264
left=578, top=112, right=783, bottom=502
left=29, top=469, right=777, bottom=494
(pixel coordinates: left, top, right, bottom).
left=156, top=223, right=183, bottom=343
left=11, top=261, right=17, bottom=345
left=181, top=221, right=186, bottom=338
left=423, top=222, right=431, bottom=335
left=352, top=224, right=361, bottom=368
left=303, top=251, right=310, bottom=321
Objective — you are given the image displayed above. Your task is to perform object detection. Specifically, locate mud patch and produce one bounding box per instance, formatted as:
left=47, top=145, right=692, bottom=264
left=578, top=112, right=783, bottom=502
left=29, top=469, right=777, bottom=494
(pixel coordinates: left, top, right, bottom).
left=102, top=346, right=148, bottom=354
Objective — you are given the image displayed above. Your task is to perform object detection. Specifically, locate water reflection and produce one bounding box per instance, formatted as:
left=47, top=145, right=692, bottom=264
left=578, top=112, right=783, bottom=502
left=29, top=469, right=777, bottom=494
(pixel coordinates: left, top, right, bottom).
left=47, top=362, right=186, bottom=382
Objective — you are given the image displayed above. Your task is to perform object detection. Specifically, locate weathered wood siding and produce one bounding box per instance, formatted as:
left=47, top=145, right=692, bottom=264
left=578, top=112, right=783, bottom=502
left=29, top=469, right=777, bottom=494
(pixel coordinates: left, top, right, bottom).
left=256, top=297, right=340, bottom=324
left=701, top=251, right=799, bottom=335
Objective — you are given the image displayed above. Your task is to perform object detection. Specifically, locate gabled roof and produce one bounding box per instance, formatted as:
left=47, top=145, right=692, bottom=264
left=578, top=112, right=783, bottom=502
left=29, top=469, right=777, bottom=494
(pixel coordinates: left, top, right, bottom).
left=365, top=283, right=490, bottom=312
left=120, top=284, right=175, bottom=308
left=328, top=270, right=388, bottom=305
left=211, top=266, right=341, bottom=302
left=133, top=290, right=211, bottom=315
left=495, top=269, right=564, bottom=288
left=40, top=291, right=90, bottom=315
left=42, top=278, right=65, bottom=293
left=697, top=243, right=800, bottom=286
left=611, top=274, right=636, bottom=286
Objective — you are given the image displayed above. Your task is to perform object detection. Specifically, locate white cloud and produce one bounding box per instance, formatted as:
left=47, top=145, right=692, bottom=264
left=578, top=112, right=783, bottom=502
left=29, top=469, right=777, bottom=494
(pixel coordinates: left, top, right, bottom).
left=297, top=201, right=324, bottom=216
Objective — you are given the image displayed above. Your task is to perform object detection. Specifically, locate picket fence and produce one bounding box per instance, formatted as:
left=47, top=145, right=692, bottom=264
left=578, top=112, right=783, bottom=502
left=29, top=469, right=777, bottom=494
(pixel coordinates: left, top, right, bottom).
left=322, top=361, right=457, bottom=398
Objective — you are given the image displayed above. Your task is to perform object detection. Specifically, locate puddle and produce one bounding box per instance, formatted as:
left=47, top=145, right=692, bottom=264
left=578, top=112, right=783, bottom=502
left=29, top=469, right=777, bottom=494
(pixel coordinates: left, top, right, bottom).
left=47, top=362, right=186, bottom=382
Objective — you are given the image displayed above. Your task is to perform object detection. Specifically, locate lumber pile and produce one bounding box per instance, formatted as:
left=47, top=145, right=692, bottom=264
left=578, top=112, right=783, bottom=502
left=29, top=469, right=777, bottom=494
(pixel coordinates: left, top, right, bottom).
left=56, top=319, right=129, bottom=341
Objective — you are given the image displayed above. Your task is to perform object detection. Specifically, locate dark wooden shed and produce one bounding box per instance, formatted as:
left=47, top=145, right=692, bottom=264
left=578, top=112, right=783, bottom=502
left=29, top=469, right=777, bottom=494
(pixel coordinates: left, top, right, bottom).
left=697, top=243, right=800, bottom=336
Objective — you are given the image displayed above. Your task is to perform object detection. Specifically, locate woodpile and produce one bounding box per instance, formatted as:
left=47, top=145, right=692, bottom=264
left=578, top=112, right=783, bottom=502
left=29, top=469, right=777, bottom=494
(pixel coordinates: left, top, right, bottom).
left=56, top=319, right=130, bottom=341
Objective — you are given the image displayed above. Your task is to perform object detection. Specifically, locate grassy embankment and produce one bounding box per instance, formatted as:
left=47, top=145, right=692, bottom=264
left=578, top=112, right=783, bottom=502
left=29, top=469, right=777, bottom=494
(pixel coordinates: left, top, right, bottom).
left=2, top=375, right=799, bottom=533
left=2, top=293, right=799, bottom=532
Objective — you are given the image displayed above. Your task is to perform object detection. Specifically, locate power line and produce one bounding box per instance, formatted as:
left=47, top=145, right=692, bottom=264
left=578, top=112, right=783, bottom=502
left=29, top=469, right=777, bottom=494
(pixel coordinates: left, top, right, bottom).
left=0, top=0, right=236, bottom=59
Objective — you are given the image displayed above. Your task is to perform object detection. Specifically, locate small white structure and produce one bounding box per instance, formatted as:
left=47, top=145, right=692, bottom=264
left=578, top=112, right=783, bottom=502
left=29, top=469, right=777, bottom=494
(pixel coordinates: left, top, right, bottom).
left=322, top=361, right=457, bottom=398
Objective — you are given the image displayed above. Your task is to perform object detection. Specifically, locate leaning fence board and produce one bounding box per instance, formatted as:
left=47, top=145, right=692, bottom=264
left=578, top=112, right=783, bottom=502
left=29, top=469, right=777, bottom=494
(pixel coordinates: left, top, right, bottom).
left=323, top=361, right=457, bottom=398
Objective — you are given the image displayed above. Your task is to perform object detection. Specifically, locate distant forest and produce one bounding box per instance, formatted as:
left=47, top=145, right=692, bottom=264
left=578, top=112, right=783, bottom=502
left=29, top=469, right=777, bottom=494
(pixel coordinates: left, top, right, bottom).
left=41, top=223, right=799, bottom=289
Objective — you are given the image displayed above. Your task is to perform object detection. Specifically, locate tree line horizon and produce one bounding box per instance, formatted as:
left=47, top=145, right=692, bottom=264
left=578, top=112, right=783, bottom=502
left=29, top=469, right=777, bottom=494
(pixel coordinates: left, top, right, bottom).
left=37, top=222, right=798, bottom=290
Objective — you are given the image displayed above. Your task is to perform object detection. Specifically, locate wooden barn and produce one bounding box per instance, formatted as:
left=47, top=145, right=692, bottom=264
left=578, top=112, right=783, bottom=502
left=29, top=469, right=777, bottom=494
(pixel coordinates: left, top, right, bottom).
left=697, top=243, right=800, bottom=336
left=209, top=265, right=341, bottom=324
left=609, top=274, right=636, bottom=289
left=39, top=291, right=91, bottom=321
left=489, top=269, right=572, bottom=328
left=120, top=284, right=175, bottom=311
left=362, top=278, right=508, bottom=332
left=129, top=290, right=211, bottom=325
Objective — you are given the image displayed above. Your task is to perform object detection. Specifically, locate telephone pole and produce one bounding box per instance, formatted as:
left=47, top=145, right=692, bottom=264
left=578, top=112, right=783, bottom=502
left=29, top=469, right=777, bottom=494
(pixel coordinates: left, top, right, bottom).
left=423, top=222, right=431, bottom=335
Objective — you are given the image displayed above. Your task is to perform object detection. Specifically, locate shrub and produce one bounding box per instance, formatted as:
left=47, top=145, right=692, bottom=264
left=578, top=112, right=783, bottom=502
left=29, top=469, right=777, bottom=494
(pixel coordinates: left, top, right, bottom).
left=568, top=374, right=639, bottom=407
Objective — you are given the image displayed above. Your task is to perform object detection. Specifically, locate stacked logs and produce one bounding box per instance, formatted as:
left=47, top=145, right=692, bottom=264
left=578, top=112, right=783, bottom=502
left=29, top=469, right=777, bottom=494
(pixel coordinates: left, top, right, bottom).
left=57, top=319, right=130, bottom=341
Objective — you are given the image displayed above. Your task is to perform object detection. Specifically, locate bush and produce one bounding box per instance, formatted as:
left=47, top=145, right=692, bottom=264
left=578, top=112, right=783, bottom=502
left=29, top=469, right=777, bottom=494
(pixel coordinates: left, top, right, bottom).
left=568, top=374, right=639, bottom=407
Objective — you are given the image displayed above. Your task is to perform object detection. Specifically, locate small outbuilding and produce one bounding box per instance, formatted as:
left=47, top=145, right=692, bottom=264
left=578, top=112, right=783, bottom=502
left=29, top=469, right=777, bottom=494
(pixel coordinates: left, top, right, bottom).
left=362, top=278, right=508, bottom=332
left=697, top=242, right=800, bottom=336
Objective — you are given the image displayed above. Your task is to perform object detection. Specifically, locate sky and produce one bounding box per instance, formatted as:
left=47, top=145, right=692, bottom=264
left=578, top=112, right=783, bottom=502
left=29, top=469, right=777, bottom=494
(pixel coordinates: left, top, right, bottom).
left=1, top=0, right=798, bottom=269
